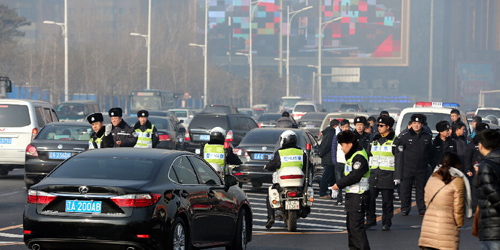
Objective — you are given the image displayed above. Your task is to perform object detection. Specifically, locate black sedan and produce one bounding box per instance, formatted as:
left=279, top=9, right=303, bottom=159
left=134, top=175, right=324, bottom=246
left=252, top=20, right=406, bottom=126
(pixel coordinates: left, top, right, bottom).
left=25, top=122, right=92, bottom=189
left=125, top=116, right=183, bottom=150
left=232, top=128, right=321, bottom=187
left=256, top=113, right=282, bottom=128
left=298, top=112, right=327, bottom=138
left=23, top=148, right=252, bottom=250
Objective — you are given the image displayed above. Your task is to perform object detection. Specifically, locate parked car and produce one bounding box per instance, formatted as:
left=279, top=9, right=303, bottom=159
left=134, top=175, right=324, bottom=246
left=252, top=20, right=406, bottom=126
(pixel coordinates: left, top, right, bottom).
left=0, top=99, right=59, bottom=176
left=292, top=101, right=325, bottom=120
left=298, top=112, right=328, bottom=138
left=475, top=107, right=500, bottom=124
left=23, top=148, right=252, bottom=250
left=319, top=112, right=369, bottom=136
left=24, top=122, right=92, bottom=188
left=185, top=113, right=258, bottom=154
left=232, top=128, right=321, bottom=187
left=124, top=116, right=182, bottom=150
left=167, top=108, right=196, bottom=126
left=56, top=100, right=100, bottom=122
left=202, top=104, right=239, bottom=114
left=339, top=103, right=366, bottom=112
left=256, top=113, right=282, bottom=128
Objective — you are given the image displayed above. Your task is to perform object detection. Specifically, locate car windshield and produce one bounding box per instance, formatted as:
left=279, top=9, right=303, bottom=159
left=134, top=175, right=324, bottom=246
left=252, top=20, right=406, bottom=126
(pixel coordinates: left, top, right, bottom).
left=0, top=104, right=30, bottom=127
left=49, top=157, right=158, bottom=180
left=171, top=110, right=188, bottom=118
left=476, top=110, right=500, bottom=118
left=294, top=105, right=315, bottom=112
left=301, top=113, right=327, bottom=120
left=241, top=129, right=305, bottom=146
left=399, top=112, right=453, bottom=134
left=258, top=114, right=282, bottom=122
left=240, top=110, right=253, bottom=116
left=190, top=116, right=228, bottom=130
left=203, top=106, right=230, bottom=113
left=38, top=125, right=93, bottom=141
left=281, top=99, right=301, bottom=107
left=130, top=96, right=162, bottom=111
left=57, top=104, right=85, bottom=119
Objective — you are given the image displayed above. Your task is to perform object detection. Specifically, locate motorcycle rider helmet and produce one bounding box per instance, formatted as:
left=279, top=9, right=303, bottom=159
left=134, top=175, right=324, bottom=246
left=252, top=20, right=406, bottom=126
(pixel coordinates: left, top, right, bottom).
left=210, top=127, right=226, bottom=143
left=279, top=130, right=298, bottom=148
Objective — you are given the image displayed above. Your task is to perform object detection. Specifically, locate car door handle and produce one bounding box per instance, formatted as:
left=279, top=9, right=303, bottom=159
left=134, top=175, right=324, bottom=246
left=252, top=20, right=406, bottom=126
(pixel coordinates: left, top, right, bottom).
left=180, top=190, right=189, bottom=198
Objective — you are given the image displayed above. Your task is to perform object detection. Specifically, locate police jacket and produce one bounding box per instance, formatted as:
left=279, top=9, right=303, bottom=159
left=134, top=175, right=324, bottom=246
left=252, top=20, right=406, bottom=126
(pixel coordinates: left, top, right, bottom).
left=367, top=131, right=398, bottom=189
left=89, top=126, right=114, bottom=149
left=355, top=131, right=371, bottom=151
left=111, top=120, right=138, bottom=147
left=464, top=136, right=483, bottom=176
left=200, top=140, right=242, bottom=166
left=431, top=135, right=457, bottom=168
left=336, top=147, right=370, bottom=212
left=476, top=148, right=500, bottom=241
left=395, top=128, right=433, bottom=178
left=453, top=134, right=467, bottom=164
left=264, top=145, right=311, bottom=172
left=275, top=117, right=298, bottom=128
left=133, top=120, right=159, bottom=148
left=319, top=126, right=336, bottom=165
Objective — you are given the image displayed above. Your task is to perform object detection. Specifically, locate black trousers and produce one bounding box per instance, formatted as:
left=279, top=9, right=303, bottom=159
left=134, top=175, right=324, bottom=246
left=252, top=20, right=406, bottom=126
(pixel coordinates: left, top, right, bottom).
left=401, top=170, right=427, bottom=214
left=319, top=164, right=335, bottom=196
left=346, top=208, right=371, bottom=250
left=366, top=188, right=394, bottom=226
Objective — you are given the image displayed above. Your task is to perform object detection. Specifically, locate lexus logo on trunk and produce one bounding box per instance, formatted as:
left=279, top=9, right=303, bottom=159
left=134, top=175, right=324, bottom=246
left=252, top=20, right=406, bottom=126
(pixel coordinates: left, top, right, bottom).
left=78, top=186, right=89, bottom=195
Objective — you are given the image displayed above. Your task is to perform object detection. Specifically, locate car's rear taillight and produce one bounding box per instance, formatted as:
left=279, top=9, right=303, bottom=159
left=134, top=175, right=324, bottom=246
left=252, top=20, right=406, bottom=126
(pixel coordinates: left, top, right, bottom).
left=287, top=191, right=297, bottom=197
left=27, top=190, right=56, bottom=204
left=258, top=122, right=263, bottom=128
left=159, top=134, right=171, bottom=141
left=225, top=130, right=234, bottom=142
left=235, top=148, right=248, bottom=157
left=111, top=194, right=161, bottom=208
left=338, top=109, right=341, bottom=112
left=184, top=130, right=191, bottom=141
left=26, top=145, right=38, bottom=157
left=31, top=128, right=38, bottom=141
left=280, top=174, right=304, bottom=179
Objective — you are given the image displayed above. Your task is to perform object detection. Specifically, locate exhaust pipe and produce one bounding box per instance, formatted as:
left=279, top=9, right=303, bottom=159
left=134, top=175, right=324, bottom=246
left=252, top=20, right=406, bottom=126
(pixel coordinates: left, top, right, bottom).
left=126, top=247, right=135, bottom=250
left=32, top=244, right=41, bottom=250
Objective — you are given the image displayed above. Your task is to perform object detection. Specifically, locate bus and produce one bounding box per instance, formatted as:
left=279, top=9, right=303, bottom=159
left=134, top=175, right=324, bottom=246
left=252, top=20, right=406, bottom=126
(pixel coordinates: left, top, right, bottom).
left=279, top=96, right=306, bottom=112
left=129, top=90, right=176, bottom=114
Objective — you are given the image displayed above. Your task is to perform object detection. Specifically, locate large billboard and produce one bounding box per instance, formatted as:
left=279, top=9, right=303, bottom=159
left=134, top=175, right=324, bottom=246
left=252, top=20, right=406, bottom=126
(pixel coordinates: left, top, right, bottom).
left=199, top=0, right=410, bottom=66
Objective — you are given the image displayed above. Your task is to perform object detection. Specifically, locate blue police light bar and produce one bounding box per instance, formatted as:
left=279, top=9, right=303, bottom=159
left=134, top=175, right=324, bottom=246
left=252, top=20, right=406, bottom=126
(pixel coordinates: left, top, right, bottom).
left=442, top=103, right=460, bottom=108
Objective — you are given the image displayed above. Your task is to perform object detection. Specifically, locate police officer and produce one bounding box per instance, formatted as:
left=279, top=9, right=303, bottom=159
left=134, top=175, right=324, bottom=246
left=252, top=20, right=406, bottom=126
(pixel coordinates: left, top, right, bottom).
left=133, top=110, right=159, bottom=148
left=365, top=116, right=398, bottom=231
left=264, top=130, right=311, bottom=229
left=431, top=120, right=457, bottom=168
left=87, top=113, right=113, bottom=149
left=395, top=114, right=433, bottom=216
left=108, top=107, right=137, bottom=147
left=354, top=116, right=371, bottom=150
left=332, top=130, right=370, bottom=250
left=202, top=127, right=242, bottom=167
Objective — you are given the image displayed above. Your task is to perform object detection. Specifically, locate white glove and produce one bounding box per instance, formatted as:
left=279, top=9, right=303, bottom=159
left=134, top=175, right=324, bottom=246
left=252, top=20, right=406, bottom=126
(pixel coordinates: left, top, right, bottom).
left=394, top=179, right=401, bottom=185
left=105, top=124, right=112, bottom=136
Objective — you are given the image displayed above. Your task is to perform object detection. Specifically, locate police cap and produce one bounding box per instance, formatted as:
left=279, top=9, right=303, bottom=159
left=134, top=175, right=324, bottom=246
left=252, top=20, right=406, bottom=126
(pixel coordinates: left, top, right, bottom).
left=137, top=110, right=149, bottom=118
left=377, top=116, right=394, bottom=128
left=410, top=114, right=425, bottom=123
left=108, top=107, right=123, bottom=117
left=87, top=113, right=103, bottom=124
left=354, top=116, right=367, bottom=125
left=436, top=120, right=451, bottom=132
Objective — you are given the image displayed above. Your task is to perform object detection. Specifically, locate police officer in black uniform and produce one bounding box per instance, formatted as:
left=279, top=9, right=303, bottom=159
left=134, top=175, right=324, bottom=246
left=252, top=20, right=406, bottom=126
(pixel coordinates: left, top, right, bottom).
left=395, top=114, right=433, bottom=216
left=87, top=113, right=113, bottom=149
left=354, top=116, right=371, bottom=150
left=133, top=110, right=159, bottom=148
left=332, top=130, right=370, bottom=250
left=108, top=107, right=137, bottom=147
left=431, top=120, right=457, bottom=168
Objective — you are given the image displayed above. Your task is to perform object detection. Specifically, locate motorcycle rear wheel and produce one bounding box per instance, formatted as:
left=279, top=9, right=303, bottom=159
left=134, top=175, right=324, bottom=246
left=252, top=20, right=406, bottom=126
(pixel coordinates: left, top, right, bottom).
left=287, top=210, right=298, bottom=232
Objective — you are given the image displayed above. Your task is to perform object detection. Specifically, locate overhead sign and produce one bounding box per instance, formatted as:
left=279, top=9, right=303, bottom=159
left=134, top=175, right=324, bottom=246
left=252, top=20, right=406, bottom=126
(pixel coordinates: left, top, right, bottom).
left=330, top=67, right=360, bottom=83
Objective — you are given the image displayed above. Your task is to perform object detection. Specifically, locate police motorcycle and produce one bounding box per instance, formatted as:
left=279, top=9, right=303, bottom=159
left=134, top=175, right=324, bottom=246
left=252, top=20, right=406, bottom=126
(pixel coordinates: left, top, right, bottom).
left=266, top=143, right=314, bottom=232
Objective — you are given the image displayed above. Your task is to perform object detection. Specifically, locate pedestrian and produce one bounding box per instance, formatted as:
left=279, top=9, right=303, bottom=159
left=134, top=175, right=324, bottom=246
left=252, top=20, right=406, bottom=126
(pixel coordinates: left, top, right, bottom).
left=452, top=121, right=467, bottom=163
left=418, top=151, right=472, bottom=250
left=334, top=119, right=351, bottom=206
left=354, top=116, right=371, bottom=150
left=464, top=122, right=490, bottom=211
left=87, top=112, right=113, bottom=149
left=332, top=130, right=371, bottom=250
left=467, top=116, right=482, bottom=143
left=365, top=116, right=398, bottom=231
left=431, top=120, right=457, bottom=168
left=319, top=119, right=339, bottom=199
left=395, top=114, right=433, bottom=216
left=450, top=109, right=468, bottom=138
left=108, top=107, right=137, bottom=147
left=367, top=117, right=377, bottom=139
left=133, top=110, right=159, bottom=148
left=275, top=111, right=298, bottom=128
left=475, top=129, right=500, bottom=249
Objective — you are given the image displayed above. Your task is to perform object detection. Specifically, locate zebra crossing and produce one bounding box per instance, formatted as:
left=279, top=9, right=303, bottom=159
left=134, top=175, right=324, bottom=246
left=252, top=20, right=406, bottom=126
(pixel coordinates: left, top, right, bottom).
left=241, top=183, right=403, bottom=234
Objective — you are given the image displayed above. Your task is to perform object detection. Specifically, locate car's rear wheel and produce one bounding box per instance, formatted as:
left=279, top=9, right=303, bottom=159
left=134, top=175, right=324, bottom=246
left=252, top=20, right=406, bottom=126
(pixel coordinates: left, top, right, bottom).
left=226, top=209, right=247, bottom=250
left=169, top=217, right=191, bottom=250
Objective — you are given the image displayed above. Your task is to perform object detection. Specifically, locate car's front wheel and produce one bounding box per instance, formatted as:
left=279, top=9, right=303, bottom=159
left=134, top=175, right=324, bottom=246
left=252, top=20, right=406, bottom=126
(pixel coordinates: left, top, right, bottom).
left=169, top=217, right=191, bottom=250
left=226, top=209, right=248, bottom=250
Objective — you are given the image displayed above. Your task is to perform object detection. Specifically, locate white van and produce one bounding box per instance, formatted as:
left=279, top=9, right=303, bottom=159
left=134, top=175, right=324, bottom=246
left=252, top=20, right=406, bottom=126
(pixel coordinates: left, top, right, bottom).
left=292, top=101, right=325, bottom=121
left=0, top=99, right=58, bottom=175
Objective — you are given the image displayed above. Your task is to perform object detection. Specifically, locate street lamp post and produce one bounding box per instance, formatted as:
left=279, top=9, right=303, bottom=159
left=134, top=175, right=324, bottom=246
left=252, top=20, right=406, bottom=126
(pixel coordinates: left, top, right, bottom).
left=316, top=15, right=341, bottom=104
left=130, top=0, right=152, bottom=90
left=189, top=0, right=208, bottom=107
left=43, top=0, right=68, bottom=102
left=286, top=5, right=312, bottom=96
left=307, top=64, right=319, bottom=101
left=236, top=52, right=251, bottom=107
left=246, top=0, right=264, bottom=108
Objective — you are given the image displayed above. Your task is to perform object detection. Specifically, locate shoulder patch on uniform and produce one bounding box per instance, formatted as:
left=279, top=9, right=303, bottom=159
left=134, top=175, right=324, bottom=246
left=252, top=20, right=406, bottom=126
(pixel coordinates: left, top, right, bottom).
left=398, top=145, right=404, bottom=152
left=353, top=162, right=361, bottom=169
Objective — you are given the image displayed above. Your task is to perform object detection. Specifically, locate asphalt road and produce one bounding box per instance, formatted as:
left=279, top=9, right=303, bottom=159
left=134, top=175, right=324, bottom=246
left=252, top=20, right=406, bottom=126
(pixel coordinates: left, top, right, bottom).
left=0, top=169, right=481, bottom=250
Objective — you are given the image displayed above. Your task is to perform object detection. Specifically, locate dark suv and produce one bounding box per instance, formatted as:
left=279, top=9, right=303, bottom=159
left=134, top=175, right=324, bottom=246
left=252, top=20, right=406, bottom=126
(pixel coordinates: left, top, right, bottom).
left=185, top=113, right=258, bottom=153
left=201, top=104, right=239, bottom=114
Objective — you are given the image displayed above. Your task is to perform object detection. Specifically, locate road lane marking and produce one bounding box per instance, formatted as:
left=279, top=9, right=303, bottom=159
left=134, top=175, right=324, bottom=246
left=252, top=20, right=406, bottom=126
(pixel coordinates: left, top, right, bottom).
left=0, top=191, right=23, bottom=197
left=0, top=224, right=22, bottom=232
left=0, top=232, right=23, bottom=238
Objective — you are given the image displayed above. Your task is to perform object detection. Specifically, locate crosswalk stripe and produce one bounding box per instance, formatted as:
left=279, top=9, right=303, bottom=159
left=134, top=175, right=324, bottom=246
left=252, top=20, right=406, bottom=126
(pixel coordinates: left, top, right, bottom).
left=252, top=218, right=346, bottom=230
left=0, top=232, right=23, bottom=238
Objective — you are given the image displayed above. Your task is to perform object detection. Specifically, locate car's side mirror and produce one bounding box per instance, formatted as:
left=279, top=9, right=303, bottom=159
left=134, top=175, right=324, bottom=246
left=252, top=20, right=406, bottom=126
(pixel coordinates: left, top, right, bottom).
left=224, top=175, right=238, bottom=187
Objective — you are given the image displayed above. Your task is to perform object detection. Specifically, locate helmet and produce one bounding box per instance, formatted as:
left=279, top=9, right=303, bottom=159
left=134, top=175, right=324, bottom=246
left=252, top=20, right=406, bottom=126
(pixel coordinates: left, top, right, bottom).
left=210, top=127, right=226, bottom=143
left=280, top=130, right=298, bottom=148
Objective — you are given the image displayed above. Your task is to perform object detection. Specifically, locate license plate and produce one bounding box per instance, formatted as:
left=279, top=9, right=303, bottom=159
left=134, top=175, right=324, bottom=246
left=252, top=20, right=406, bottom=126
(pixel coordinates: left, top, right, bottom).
left=65, top=200, right=102, bottom=213
left=0, top=138, right=12, bottom=144
left=199, top=135, right=210, bottom=141
left=285, top=200, right=300, bottom=210
left=253, top=153, right=273, bottom=160
left=49, top=152, right=72, bottom=160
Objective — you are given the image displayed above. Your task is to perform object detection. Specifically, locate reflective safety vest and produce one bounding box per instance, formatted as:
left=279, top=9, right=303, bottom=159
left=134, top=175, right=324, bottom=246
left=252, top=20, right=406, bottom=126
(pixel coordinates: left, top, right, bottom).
left=134, top=125, right=154, bottom=148
left=278, top=148, right=303, bottom=170
left=369, top=134, right=396, bottom=171
left=204, top=144, right=225, bottom=166
left=344, top=149, right=370, bottom=194
left=89, top=134, right=104, bottom=150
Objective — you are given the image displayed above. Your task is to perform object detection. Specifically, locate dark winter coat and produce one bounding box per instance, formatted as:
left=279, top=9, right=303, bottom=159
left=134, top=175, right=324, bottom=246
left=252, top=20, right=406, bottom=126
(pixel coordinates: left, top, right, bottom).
left=476, top=148, right=500, bottom=241
left=464, top=136, right=483, bottom=175
left=111, top=120, right=138, bottom=147
left=89, top=126, right=114, bottom=149
left=394, top=128, right=433, bottom=179
left=431, top=135, right=457, bottom=168
left=453, top=134, right=467, bottom=164
left=355, top=131, right=371, bottom=151
left=319, top=126, right=335, bottom=165
left=275, top=117, right=297, bottom=128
